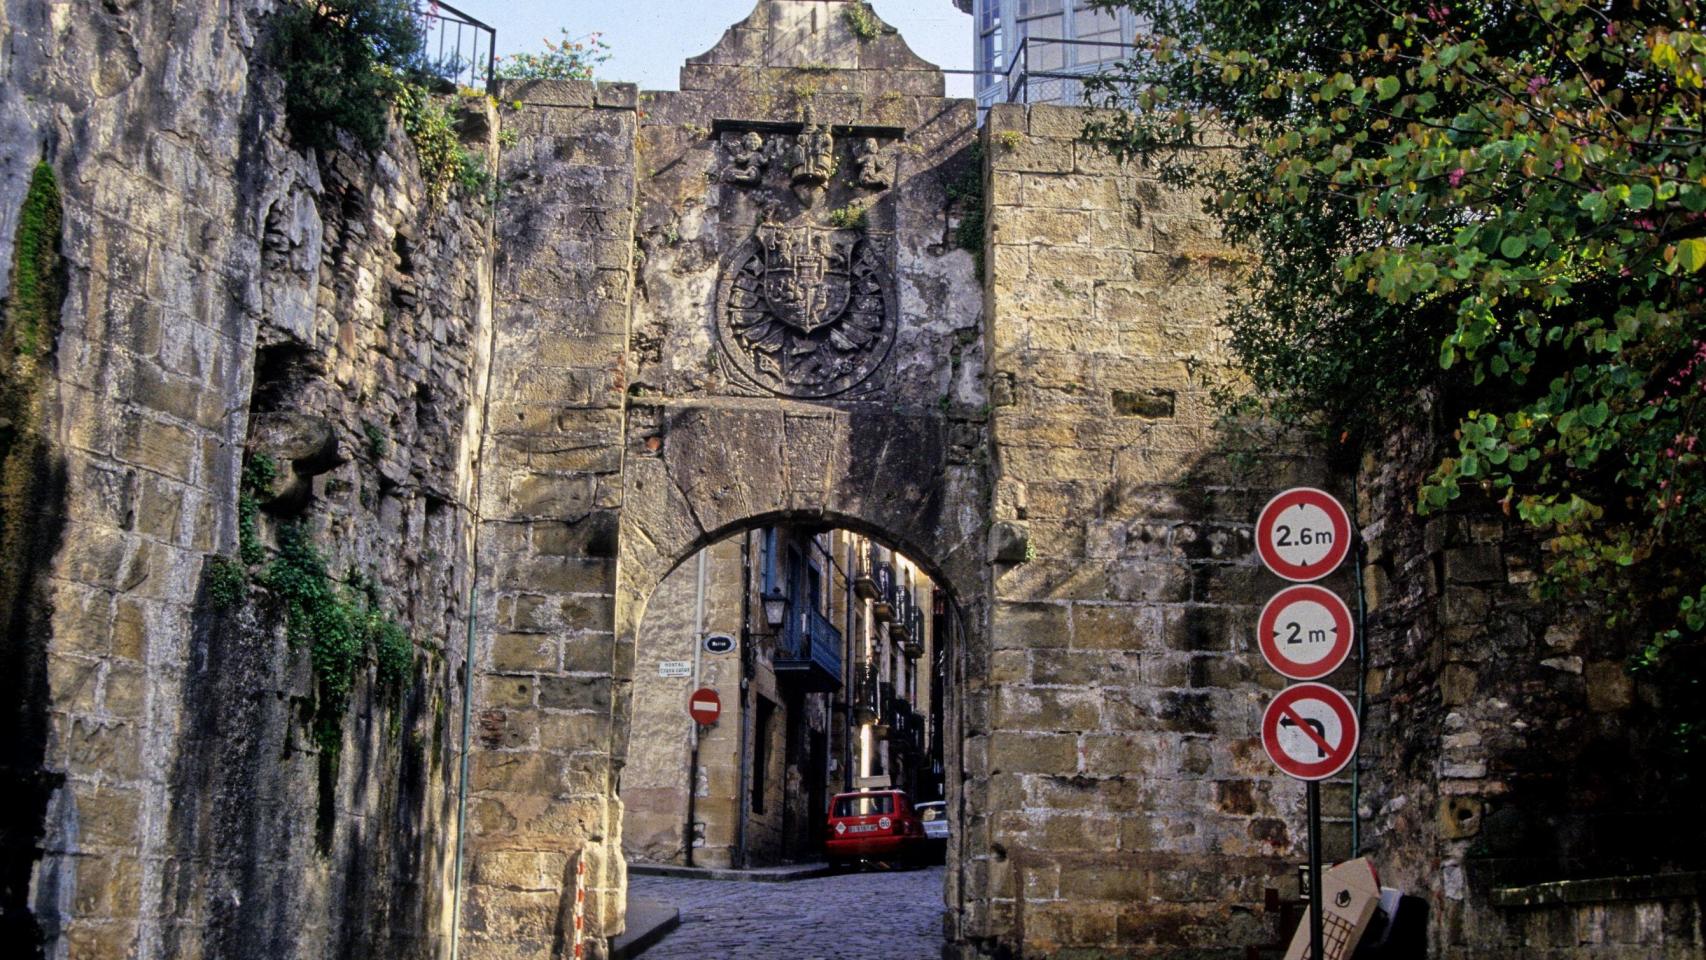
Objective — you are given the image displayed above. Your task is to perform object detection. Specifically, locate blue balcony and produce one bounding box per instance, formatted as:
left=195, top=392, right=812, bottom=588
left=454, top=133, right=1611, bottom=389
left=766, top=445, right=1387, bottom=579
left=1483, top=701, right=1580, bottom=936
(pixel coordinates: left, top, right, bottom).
left=775, top=602, right=843, bottom=693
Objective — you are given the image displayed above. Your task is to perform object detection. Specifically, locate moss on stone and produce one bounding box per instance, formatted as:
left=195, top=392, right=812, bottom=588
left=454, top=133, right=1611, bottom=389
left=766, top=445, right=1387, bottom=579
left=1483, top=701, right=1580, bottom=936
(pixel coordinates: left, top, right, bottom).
left=0, top=161, right=66, bottom=600
left=260, top=521, right=414, bottom=759
left=6, top=163, right=63, bottom=361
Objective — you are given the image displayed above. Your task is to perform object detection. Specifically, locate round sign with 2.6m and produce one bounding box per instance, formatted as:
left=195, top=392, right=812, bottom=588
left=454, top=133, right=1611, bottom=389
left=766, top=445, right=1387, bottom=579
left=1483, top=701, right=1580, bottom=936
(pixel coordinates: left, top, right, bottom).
left=1255, top=487, right=1352, bottom=582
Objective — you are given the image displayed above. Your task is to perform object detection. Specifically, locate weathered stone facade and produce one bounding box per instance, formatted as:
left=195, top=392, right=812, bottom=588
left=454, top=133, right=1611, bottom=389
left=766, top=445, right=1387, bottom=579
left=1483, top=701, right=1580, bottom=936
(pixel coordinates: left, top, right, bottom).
left=1, top=1, right=493, bottom=958
left=3, top=1, right=1699, bottom=958
left=965, top=102, right=1342, bottom=957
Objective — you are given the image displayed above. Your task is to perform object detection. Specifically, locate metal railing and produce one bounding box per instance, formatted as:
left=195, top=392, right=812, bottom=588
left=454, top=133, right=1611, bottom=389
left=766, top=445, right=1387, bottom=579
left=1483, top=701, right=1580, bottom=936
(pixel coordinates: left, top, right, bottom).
left=854, top=542, right=880, bottom=601
left=416, top=1, right=496, bottom=92
left=854, top=662, right=881, bottom=723
left=959, top=36, right=1139, bottom=107
left=902, top=606, right=925, bottom=659
left=872, top=560, right=896, bottom=621
left=890, top=580, right=913, bottom=640
left=776, top=601, right=843, bottom=690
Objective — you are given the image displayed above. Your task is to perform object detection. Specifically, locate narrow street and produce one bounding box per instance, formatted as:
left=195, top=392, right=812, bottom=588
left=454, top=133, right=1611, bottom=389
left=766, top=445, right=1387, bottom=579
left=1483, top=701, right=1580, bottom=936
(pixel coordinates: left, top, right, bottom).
left=630, top=866, right=947, bottom=960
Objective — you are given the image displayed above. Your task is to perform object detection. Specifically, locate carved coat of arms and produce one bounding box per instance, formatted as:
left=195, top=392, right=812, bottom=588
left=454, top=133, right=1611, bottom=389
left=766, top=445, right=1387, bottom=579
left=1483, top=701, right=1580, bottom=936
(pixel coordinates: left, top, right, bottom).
left=716, top=222, right=895, bottom=398
left=759, top=224, right=856, bottom=335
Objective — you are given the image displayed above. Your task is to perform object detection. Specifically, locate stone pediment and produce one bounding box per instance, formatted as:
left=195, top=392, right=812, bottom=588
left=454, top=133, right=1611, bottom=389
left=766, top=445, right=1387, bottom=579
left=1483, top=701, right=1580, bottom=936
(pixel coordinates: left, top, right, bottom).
left=680, top=0, right=944, bottom=97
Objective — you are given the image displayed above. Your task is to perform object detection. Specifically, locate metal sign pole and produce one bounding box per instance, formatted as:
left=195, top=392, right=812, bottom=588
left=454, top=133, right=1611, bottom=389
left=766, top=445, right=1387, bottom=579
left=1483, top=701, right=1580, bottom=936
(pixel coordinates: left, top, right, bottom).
left=1307, top=780, right=1324, bottom=960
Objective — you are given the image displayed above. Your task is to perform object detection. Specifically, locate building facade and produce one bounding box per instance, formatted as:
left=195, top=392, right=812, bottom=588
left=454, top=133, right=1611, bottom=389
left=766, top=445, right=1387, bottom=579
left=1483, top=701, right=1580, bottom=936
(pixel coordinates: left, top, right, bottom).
left=954, top=0, right=1139, bottom=108
left=621, top=529, right=942, bottom=869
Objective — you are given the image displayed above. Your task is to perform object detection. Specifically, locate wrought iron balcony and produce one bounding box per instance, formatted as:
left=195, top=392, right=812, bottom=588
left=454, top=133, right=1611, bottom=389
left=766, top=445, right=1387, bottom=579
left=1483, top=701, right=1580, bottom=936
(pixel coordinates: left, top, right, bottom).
left=871, top=560, right=895, bottom=621
left=875, top=682, right=898, bottom=734
left=853, top=662, right=880, bottom=724
left=889, top=577, right=913, bottom=637
left=853, top=542, right=880, bottom=601
left=888, top=708, right=925, bottom=755
left=774, top=600, right=843, bottom=693
left=902, top=606, right=925, bottom=659
left=890, top=594, right=913, bottom=644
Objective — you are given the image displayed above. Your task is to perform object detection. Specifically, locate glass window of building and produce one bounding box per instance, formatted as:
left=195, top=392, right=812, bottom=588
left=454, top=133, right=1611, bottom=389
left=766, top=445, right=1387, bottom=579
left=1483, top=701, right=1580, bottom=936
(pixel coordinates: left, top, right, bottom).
left=962, top=0, right=1138, bottom=108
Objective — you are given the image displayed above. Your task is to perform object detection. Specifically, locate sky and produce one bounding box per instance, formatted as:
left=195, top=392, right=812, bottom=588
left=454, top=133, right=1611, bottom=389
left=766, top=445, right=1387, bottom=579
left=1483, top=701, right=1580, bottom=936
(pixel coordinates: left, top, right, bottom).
left=471, top=1, right=976, bottom=98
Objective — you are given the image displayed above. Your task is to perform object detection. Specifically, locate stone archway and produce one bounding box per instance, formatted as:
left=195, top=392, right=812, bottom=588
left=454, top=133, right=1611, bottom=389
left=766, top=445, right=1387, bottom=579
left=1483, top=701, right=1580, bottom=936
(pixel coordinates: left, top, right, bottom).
left=610, top=402, right=996, bottom=934
left=460, top=4, right=990, bottom=958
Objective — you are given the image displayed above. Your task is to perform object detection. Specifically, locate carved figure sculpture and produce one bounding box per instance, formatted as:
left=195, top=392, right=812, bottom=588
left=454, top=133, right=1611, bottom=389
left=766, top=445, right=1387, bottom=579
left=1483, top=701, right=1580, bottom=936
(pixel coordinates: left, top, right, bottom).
left=852, top=137, right=891, bottom=189
left=787, top=112, right=837, bottom=204
left=724, top=131, right=769, bottom=185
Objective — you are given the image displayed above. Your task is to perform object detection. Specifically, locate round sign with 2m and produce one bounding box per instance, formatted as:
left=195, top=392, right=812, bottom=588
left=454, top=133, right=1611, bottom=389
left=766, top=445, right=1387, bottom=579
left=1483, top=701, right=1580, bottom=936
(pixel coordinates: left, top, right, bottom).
left=1257, top=585, right=1354, bottom=681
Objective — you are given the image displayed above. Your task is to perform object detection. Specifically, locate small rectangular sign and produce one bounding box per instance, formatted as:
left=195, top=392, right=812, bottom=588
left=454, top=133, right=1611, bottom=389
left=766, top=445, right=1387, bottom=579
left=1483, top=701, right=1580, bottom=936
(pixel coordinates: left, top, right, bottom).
left=658, top=661, right=693, bottom=678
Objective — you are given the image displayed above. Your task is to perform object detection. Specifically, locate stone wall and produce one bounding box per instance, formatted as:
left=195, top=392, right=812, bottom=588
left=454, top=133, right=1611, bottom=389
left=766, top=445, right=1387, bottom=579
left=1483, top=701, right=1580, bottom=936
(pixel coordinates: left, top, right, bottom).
left=973, top=102, right=1338, bottom=958
left=1355, top=410, right=1706, bottom=957
left=460, top=75, right=640, bottom=960
left=621, top=537, right=745, bottom=867
left=0, top=2, right=493, bottom=957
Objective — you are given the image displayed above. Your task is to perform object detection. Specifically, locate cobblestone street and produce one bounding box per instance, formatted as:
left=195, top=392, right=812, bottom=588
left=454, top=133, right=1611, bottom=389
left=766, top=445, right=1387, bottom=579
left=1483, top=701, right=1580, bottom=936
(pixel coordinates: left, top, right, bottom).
left=630, top=866, right=946, bottom=960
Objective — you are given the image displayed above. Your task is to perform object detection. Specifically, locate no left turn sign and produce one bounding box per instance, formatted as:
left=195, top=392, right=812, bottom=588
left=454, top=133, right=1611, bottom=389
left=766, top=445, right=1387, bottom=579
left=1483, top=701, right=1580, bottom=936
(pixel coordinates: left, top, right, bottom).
left=1261, top=682, right=1359, bottom=781
left=1256, top=487, right=1352, bottom=582
left=1257, top=585, right=1354, bottom=681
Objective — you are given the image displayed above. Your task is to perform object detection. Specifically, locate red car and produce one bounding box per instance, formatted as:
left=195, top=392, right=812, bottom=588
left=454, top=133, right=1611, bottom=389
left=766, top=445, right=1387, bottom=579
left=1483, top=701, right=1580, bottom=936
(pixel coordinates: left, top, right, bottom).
left=825, top=790, right=923, bottom=867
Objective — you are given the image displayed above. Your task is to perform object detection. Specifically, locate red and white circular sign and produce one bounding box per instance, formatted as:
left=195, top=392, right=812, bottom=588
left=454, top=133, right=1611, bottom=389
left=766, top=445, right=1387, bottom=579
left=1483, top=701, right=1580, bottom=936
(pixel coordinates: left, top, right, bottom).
left=1257, top=585, right=1355, bottom=681
left=688, top=688, right=721, bottom=726
left=1256, top=487, right=1352, bottom=582
left=1262, top=683, right=1358, bottom=781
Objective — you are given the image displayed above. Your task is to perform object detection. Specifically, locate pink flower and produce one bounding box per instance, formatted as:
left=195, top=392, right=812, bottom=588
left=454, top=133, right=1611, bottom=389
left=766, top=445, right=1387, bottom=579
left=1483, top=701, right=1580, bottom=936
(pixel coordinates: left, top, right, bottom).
left=1527, top=76, right=1548, bottom=96
left=1449, top=167, right=1466, bottom=187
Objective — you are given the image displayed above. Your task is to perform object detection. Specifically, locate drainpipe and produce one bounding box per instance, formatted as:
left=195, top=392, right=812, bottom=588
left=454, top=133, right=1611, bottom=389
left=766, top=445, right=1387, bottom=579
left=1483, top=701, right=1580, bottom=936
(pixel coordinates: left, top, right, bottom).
left=735, top=530, right=754, bottom=868
left=1351, top=482, right=1369, bottom=857
left=449, top=118, right=504, bottom=960
left=843, top=536, right=855, bottom=792
left=685, top=549, right=706, bottom=866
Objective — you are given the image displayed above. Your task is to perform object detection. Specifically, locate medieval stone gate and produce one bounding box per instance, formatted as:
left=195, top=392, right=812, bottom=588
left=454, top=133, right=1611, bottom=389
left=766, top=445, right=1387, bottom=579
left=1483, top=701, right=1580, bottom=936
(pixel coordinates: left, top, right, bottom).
left=459, top=5, right=995, bottom=955
left=456, top=3, right=1281, bottom=958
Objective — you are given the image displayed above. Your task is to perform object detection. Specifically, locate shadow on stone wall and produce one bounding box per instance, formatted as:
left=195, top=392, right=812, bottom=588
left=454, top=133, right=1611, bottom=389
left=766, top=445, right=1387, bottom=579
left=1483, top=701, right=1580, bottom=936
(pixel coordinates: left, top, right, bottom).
left=0, top=160, right=69, bottom=960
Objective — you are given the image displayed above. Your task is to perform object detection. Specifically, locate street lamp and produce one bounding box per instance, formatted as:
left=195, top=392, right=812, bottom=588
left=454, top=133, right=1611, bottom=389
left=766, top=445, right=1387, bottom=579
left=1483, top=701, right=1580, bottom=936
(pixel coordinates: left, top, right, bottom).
left=762, top=586, right=788, bottom=629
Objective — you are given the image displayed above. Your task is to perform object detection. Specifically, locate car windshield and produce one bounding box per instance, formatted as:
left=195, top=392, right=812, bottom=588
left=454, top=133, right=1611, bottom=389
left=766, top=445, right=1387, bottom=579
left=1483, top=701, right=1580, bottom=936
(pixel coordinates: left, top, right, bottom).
left=834, top=794, right=894, bottom=817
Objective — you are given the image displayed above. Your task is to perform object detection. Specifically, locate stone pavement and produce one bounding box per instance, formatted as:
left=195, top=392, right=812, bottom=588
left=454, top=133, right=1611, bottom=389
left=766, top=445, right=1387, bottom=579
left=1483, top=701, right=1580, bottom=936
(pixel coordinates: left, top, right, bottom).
left=628, top=865, right=946, bottom=960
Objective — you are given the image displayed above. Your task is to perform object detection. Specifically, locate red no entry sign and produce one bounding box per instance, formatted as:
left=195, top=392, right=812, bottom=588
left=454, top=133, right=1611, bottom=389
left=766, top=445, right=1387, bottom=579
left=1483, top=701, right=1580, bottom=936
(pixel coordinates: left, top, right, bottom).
left=1256, top=487, right=1352, bottom=582
left=688, top=688, right=721, bottom=726
left=1258, top=585, right=1354, bottom=681
left=1262, top=683, right=1359, bottom=781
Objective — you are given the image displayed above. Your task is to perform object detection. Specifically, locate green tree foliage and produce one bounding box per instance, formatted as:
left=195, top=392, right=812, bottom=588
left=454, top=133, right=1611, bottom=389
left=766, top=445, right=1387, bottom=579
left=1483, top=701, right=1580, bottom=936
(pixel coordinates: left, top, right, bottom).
left=1085, top=0, right=1706, bottom=762
left=494, top=29, right=610, bottom=81
left=275, top=0, right=426, bottom=152
left=274, top=1, right=493, bottom=202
